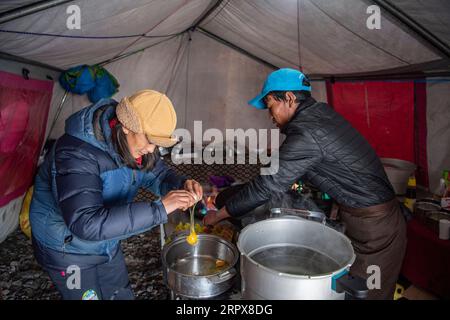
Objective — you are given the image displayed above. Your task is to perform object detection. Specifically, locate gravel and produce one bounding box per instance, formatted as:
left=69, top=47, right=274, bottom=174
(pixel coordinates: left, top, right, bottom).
left=0, top=227, right=169, bottom=300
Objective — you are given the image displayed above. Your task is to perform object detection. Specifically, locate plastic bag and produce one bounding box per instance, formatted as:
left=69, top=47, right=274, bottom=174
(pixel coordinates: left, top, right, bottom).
left=19, top=186, right=33, bottom=239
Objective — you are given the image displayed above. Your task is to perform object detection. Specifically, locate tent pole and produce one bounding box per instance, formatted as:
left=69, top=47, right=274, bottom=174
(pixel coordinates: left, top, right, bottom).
left=0, top=51, right=63, bottom=72
left=46, top=90, right=69, bottom=141
left=0, top=0, right=74, bottom=25
left=372, top=0, right=450, bottom=59
left=197, top=27, right=278, bottom=70
left=98, top=0, right=224, bottom=67
left=190, top=0, right=224, bottom=29
left=325, top=71, right=450, bottom=82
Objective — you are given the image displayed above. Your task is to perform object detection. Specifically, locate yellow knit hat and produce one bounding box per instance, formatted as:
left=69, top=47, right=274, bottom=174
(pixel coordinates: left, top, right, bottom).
left=116, top=90, right=178, bottom=148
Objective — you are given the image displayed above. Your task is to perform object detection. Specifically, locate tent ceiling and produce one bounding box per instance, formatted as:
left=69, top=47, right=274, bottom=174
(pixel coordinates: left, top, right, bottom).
left=0, top=1, right=42, bottom=14
left=388, top=0, right=450, bottom=50
left=0, top=0, right=214, bottom=68
left=200, top=0, right=442, bottom=75
left=0, top=0, right=448, bottom=75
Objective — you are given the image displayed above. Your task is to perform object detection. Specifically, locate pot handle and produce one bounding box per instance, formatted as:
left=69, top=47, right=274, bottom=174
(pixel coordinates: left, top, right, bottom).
left=210, top=268, right=237, bottom=284
left=332, top=270, right=368, bottom=299
left=335, top=274, right=369, bottom=300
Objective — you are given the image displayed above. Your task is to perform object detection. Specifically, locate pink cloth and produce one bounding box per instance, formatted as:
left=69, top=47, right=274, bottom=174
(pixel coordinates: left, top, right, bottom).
left=0, top=71, right=53, bottom=206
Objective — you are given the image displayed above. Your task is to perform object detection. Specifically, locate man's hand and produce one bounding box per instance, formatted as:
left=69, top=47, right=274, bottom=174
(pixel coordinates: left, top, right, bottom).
left=184, top=179, right=203, bottom=202
left=161, top=190, right=197, bottom=214
left=203, top=207, right=231, bottom=226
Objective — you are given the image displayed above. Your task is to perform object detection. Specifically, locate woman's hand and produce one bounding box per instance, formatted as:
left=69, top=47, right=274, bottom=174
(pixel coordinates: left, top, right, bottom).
left=184, top=179, right=203, bottom=202
left=161, top=190, right=197, bottom=214
left=203, top=207, right=231, bottom=226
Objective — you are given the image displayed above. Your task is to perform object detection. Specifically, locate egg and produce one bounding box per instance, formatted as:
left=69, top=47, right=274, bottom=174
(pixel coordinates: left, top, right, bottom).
left=186, top=230, right=198, bottom=246
left=215, top=259, right=225, bottom=268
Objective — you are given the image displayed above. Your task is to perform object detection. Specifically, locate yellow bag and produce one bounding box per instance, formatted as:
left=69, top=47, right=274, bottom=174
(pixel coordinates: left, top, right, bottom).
left=19, top=186, right=33, bottom=239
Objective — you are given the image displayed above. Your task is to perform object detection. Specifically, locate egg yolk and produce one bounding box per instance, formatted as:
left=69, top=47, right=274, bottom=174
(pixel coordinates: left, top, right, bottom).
left=187, top=230, right=198, bottom=246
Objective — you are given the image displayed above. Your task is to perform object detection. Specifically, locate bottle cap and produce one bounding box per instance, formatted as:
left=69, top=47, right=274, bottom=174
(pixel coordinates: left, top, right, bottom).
left=407, top=176, right=416, bottom=187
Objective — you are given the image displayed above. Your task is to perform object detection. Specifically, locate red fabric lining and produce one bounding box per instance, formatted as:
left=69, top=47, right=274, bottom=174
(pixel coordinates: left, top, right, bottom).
left=328, top=81, right=415, bottom=162
left=414, top=81, right=429, bottom=188
left=0, top=71, right=53, bottom=206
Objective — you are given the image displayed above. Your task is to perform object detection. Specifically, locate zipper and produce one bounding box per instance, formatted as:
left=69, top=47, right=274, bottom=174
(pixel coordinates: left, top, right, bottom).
left=63, top=235, right=73, bottom=257
left=132, top=170, right=136, bottom=185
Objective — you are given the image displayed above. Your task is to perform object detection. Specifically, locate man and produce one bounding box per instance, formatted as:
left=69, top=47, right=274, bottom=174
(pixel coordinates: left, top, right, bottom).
left=204, top=68, right=407, bottom=300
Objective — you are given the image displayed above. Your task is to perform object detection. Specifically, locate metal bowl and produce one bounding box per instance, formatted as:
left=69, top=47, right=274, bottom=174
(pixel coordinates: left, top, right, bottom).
left=162, top=234, right=238, bottom=299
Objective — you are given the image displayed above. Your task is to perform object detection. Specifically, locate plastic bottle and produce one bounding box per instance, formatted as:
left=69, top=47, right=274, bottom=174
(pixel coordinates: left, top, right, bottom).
left=404, top=176, right=417, bottom=213
left=441, top=170, right=450, bottom=211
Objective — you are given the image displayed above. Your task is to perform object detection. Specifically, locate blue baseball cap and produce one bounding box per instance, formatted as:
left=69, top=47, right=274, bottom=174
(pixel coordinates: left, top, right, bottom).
left=248, top=68, right=312, bottom=109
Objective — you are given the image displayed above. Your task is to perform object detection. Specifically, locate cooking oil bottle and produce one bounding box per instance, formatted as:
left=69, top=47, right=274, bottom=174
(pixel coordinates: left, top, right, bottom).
left=404, top=175, right=416, bottom=213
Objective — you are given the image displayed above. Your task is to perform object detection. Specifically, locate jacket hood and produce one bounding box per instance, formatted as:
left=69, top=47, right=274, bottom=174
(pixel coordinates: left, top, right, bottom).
left=64, top=98, right=118, bottom=152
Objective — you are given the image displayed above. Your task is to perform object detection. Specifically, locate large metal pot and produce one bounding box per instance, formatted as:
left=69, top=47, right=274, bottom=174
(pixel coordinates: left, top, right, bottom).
left=237, top=217, right=368, bottom=300
left=162, top=234, right=238, bottom=299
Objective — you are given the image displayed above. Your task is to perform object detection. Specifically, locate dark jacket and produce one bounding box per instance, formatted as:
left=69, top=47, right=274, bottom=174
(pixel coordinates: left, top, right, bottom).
left=226, top=97, right=395, bottom=217
left=30, top=99, right=185, bottom=264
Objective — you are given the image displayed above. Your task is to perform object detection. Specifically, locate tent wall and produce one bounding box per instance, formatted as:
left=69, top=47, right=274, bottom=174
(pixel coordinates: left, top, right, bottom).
left=0, top=58, right=60, bottom=242
left=168, top=31, right=274, bottom=134
left=47, top=31, right=277, bottom=141
left=0, top=193, right=25, bottom=243
left=311, top=80, right=328, bottom=103
left=426, top=79, right=450, bottom=193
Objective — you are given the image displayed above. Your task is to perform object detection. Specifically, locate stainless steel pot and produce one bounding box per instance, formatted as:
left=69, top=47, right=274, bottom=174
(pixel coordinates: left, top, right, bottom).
left=162, top=234, right=238, bottom=299
left=237, top=217, right=368, bottom=300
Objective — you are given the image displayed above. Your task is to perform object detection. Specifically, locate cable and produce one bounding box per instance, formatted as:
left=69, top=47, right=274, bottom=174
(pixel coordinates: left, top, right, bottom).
left=200, top=0, right=231, bottom=27
left=0, top=28, right=184, bottom=39
left=46, top=89, right=69, bottom=140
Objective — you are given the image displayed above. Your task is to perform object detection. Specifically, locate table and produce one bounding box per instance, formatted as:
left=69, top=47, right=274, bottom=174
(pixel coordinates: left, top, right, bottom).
left=401, top=217, right=450, bottom=298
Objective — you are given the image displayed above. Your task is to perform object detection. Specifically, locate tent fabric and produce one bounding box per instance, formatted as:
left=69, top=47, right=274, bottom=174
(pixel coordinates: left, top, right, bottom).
left=0, top=1, right=40, bottom=13
left=0, top=71, right=53, bottom=207
left=0, top=0, right=446, bottom=74
left=200, top=0, right=441, bottom=75
left=389, top=0, right=450, bottom=49
left=0, top=0, right=214, bottom=68
left=45, top=31, right=276, bottom=140
left=329, top=81, right=415, bottom=162
left=414, top=81, right=429, bottom=188
left=0, top=193, right=25, bottom=243
left=426, top=79, right=450, bottom=193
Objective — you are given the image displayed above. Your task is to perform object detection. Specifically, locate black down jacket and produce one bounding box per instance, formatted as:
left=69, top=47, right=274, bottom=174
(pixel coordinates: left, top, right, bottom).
left=226, top=97, right=395, bottom=217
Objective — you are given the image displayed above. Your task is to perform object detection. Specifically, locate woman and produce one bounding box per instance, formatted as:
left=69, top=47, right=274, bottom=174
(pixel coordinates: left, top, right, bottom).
left=30, top=90, right=202, bottom=300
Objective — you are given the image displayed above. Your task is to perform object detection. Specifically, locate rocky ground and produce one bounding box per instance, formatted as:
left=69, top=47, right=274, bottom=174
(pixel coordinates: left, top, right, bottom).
left=0, top=227, right=169, bottom=300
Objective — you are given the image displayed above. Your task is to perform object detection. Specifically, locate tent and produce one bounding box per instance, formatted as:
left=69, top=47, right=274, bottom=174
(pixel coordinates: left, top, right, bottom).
left=0, top=0, right=449, bottom=243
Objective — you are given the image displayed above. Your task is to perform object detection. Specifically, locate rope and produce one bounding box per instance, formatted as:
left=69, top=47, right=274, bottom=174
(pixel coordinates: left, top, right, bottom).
left=0, top=29, right=183, bottom=39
